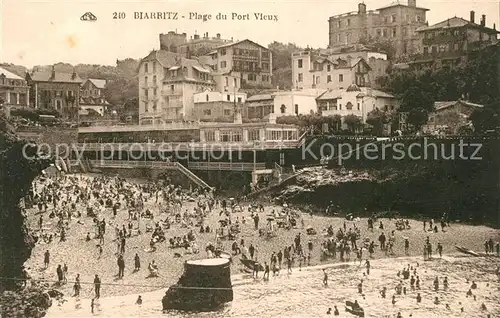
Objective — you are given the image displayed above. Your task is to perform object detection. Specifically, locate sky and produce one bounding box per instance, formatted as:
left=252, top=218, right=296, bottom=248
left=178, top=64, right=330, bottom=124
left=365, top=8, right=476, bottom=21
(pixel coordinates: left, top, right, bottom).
left=1, top=0, right=499, bottom=67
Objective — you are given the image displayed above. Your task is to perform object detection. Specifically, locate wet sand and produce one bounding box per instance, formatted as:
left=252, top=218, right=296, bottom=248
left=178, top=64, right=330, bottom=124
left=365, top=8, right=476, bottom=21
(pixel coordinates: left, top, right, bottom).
left=46, top=255, right=500, bottom=317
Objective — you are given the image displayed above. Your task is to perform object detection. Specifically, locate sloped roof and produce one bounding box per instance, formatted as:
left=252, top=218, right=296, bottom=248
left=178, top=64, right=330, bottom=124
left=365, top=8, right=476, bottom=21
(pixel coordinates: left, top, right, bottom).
left=0, top=67, right=24, bottom=80
left=247, top=94, right=274, bottom=101
left=317, top=87, right=395, bottom=100
left=417, top=17, right=499, bottom=33
left=215, top=39, right=268, bottom=51
left=141, top=50, right=183, bottom=67
left=377, top=1, right=428, bottom=11
left=434, top=100, right=483, bottom=111
left=86, top=78, right=106, bottom=89
left=28, top=70, right=83, bottom=83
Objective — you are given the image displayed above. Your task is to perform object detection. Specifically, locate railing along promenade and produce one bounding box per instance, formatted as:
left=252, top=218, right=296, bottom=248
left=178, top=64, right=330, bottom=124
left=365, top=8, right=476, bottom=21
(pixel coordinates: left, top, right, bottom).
left=72, top=160, right=212, bottom=189
left=73, top=140, right=301, bottom=151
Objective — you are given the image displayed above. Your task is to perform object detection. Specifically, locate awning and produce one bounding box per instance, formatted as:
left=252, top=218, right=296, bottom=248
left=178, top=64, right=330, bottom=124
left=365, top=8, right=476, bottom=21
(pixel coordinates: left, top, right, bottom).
left=168, top=66, right=180, bottom=71
left=192, top=65, right=209, bottom=73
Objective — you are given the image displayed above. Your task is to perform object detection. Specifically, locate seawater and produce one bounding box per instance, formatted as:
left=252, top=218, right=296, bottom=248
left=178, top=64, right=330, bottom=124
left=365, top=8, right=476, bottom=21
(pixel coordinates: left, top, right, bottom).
left=46, top=256, right=500, bottom=318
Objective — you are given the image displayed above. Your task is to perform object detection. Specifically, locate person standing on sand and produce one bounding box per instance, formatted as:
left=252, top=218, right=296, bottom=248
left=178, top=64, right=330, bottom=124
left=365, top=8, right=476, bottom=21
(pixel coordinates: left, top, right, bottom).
left=323, top=269, right=328, bottom=286
left=404, top=238, right=410, bottom=256
left=436, top=243, right=443, bottom=258
left=134, top=253, right=141, bottom=271
left=44, top=250, right=50, bottom=269
left=94, top=274, right=101, bottom=298
left=364, top=259, right=371, bottom=275
left=56, top=265, right=63, bottom=283
left=62, top=263, right=68, bottom=283
left=73, top=274, right=81, bottom=297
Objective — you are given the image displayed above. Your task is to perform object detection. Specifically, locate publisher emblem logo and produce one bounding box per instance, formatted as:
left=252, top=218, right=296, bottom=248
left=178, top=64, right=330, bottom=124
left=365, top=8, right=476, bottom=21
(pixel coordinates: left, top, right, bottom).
left=80, top=12, right=97, bottom=22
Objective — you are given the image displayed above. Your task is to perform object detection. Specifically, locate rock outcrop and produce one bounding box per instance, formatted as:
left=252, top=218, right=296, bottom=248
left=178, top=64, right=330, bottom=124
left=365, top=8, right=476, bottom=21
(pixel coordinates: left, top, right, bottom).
left=0, top=113, right=52, bottom=291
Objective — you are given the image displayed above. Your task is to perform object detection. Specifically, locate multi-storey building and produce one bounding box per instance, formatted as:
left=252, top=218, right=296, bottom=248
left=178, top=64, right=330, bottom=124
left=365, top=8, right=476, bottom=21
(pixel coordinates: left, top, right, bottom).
left=328, top=1, right=429, bottom=58
left=26, top=67, right=82, bottom=120
left=316, top=84, right=399, bottom=127
left=159, top=31, right=232, bottom=58
left=193, top=90, right=247, bottom=121
left=80, top=79, right=110, bottom=116
left=405, top=12, right=499, bottom=69
left=0, top=67, right=29, bottom=107
left=320, top=45, right=390, bottom=83
left=292, top=50, right=373, bottom=90
left=138, top=50, right=216, bottom=124
left=203, top=40, right=273, bottom=88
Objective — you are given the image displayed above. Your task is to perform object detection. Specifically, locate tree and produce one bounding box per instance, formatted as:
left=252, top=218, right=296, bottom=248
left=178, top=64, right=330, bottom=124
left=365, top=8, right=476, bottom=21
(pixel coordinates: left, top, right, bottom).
left=366, top=109, right=388, bottom=136
left=343, top=114, right=363, bottom=133
left=268, top=41, right=303, bottom=89
left=469, top=107, right=498, bottom=133
left=400, top=86, right=435, bottom=113
left=323, top=115, right=342, bottom=133
left=407, top=107, right=429, bottom=131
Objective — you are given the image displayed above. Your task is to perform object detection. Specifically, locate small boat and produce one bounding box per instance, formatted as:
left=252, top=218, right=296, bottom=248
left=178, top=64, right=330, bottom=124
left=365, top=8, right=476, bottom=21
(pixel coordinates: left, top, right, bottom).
left=345, top=301, right=364, bottom=317
left=240, top=258, right=264, bottom=271
left=455, top=245, right=480, bottom=257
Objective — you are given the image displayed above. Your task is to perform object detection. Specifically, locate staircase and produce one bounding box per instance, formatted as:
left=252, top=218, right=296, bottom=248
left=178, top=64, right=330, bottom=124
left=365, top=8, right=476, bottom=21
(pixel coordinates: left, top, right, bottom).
left=174, top=162, right=213, bottom=190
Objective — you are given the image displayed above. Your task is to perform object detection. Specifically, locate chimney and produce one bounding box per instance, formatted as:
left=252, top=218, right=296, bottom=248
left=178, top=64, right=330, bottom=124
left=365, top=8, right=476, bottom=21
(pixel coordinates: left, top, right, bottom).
left=470, top=11, right=475, bottom=23
left=50, top=66, right=55, bottom=80
left=71, top=68, right=77, bottom=80
left=216, top=33, right=221, bottom=39
left=358, top=2, right=367, bottom=14
left=408, top=0, right=416, bottom=7
left=481, top=14, right=485, bottom=26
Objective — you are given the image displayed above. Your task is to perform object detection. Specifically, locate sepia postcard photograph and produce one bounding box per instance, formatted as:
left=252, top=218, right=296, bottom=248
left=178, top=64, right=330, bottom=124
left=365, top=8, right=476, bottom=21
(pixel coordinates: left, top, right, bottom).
left=0, top=0, right=499, bottom=317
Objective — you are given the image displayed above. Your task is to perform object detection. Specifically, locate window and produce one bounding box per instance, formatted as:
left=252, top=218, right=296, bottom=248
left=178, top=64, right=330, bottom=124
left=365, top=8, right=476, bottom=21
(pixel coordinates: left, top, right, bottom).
left=205, top=130, right=215, bottom=141
left=298, top=59, right=303, bottom=68
left=403, top=27, right=408, bottom=36
left=262, top=63, right=269, bottom=70
left=346, top=102, right=353, bottom=110
left=327, top=75, right=332, bottom=83
left=346, top=33, right=351, bottom=43
left=337, top=21, right=341, bottom=28
left=454, top=43, right=459, bottom=51
left=262, top=75, right=269, bottom=82
left=248, top=74, right=256, bottom=81
left=220, top=49, right=226, bottom=56
left=206, top=94, right=209, bottom=102
left=327, top=64, right=331, bottom=72
left=203, top=109, right=212, bottom=116
left=262, top=51, right=270, bottom=59
left=220, top=61, right=227, bottom=68
left=227, top=95, right=231, bottom=101
left=237, top=97, right=242, bottom=103
left=144, top=76, right=148, bottom=86
left=231, top=131, right=242, bottom=142
left=220, top=131, right=230, bottom=142
left=347, top=19, right=351, bottom=26
left=357, top=103, right=360, bottom=110
left=144, top=102, right=149, bottom=112
left=170, top=85, right=174, bottom=91
left=153, top=75, right=157, bottom=83
left=144, top=89, right=149, bottom=98
left=153, top=101, right=157, bottom=111
left=55, top=100, right=62, bottom=109
left=316, top=77, right=320, bottom=84
left=153, top=61, right=156, bottom=71
left=153, top=88, right=157, bottom=96
left=223, top=109, right=231, bottom=116
left=391, top=14, right=396, bottom=22
left=384, top=16, right=389, bottom=23
left=298, top=73, right=303, bottom=82
left=248, top=129, right=260, bottom=141
left=383, top=29, right=388, bottom=37
left=280, top=104, right=286, bottom=114
left=295, top=104, right=299, bottom=115
left=392, top=28, right=397, bottom=37
left=144, top=63, right=148, bottom=73
left=377, top=29, right=381, bottom=37
left=416, top=15, right=421, bottom=22
left=405, top=14, right=409, bottom=22
left=339, top=74, right=344, bottom=82
left=423, top=47, right=429, bottom=55
left=337, top=34, right=341, bottom=42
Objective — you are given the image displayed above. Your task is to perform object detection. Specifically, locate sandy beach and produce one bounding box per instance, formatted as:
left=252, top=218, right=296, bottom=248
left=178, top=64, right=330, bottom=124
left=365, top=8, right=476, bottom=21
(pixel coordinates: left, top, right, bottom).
left=22, top=175, right=500, bottom=317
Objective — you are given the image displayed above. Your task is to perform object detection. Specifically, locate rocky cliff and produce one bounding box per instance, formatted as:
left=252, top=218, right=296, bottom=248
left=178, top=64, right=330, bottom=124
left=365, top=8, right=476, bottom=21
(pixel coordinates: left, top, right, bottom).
left=0, top=113, right=51, bottom=292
